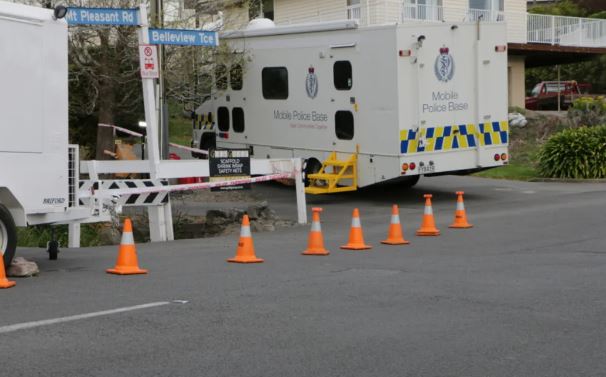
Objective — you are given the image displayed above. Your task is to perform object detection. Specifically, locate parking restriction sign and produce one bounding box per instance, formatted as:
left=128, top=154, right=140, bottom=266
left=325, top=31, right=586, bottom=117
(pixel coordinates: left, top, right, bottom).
left=139, top=45, right=159, bottom=79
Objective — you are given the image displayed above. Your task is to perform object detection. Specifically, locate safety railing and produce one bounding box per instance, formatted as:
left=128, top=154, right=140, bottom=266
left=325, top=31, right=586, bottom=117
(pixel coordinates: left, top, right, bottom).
left=401, top=3, right=443, bottom=22
left=527, top=13, right=606, bottom=47
left=347, top=4, right=361, bottom=21
left=466, top=8, right=505, bottom=22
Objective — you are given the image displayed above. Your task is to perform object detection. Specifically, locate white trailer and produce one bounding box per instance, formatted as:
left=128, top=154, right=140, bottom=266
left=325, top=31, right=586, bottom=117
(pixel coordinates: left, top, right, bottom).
left=0, top=2, right=97, bottom=265
left=193, top=19, right=510, bottom=194
left=0, top=2, right=308, bottom=266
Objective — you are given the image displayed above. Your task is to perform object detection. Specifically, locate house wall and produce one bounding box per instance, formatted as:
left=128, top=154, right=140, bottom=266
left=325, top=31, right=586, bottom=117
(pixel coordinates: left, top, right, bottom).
left=508, top=55, right=526, bottom=108
left=504, top=0, right=527, bottom=43
left=274, top=0, right=346, bottom=24
left=442, top=0, right=468, bottom=22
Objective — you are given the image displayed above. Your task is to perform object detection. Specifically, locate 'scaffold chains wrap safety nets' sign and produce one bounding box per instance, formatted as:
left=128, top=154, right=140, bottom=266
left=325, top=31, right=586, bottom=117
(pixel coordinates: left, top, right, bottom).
left=210, top=150, right=251, bottom=192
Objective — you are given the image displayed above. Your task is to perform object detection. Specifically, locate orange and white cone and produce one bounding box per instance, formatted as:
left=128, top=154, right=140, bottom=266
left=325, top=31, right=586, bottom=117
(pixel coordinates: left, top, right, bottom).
left=228, top=214, right=264, bottom=263
left=416, top=194, right=440, bottom=236
left=381, top=204, right=410, bottom=245
left=302, top=208, right=329, bottom=256
left=449, top=191, right=473, bottom=229
left=0, top=252, right=16, bottom=289
left=107, top=218, right=148, bottom=275
left=340, top=208, right=372, bottom=250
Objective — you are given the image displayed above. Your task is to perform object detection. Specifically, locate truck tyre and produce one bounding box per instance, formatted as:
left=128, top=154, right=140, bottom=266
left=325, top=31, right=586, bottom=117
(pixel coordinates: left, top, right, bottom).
left=401, top=175, right=420, bottom=188
left=0, top=205, right=17, bottom=269
left=303, top=158, right=322, bottom=187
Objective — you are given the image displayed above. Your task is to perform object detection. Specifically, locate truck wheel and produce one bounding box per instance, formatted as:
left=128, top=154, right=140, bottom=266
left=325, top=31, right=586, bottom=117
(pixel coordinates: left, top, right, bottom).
left=0, top=205, right=17, bottom=269
left=303, top=158, right=322, bottom=187
left=401, top=175, right=420, bottom=188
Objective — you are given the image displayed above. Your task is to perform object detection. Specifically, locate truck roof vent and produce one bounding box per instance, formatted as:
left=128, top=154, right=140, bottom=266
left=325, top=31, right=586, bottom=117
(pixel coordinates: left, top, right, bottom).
left=246, top=18, right=276, bottom=30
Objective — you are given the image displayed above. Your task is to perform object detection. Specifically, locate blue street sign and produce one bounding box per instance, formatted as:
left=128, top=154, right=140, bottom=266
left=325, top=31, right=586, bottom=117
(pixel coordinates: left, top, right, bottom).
left=149, top=28, right=219, bottom=47
left=66, top=7, right=139, bottom=26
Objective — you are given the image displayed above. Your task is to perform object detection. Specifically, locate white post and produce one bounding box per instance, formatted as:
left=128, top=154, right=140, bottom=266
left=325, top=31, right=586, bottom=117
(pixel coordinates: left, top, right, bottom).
left=138, top=4, right=161, bottom=180
left=147, top=206, right=167, bottom=242
left=138, top=3, right=171, bottom=241
left=293, top=158, right=307, bottom=224
left=68, top=223, right=81, bottom=248
left=163, top=200, right=174, bottom=241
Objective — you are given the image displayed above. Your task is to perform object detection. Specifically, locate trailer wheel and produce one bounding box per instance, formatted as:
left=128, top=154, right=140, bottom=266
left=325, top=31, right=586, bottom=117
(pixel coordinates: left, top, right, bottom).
left=0, top=205, right=17, bottom=269
left=303, top=158, right=322, bottom=187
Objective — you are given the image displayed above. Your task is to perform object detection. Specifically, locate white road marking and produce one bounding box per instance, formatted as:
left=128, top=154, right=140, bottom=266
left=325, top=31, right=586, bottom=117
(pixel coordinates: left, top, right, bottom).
left=0, top=301, right=171, bottom=334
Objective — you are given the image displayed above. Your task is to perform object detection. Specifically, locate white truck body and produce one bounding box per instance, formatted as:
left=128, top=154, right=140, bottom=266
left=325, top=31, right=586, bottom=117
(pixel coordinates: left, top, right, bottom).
left=0, top=1, right=89, bottom=226
left=193, top=20, right=509, bottom=188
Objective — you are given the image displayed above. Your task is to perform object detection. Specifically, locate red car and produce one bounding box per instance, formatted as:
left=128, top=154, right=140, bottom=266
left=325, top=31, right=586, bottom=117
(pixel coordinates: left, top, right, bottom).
left=525, top=81, right=591, bottom=110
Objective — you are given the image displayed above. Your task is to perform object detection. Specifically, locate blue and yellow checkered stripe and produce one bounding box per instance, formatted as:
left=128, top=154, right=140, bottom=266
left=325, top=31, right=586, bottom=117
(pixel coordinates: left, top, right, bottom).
left=400, top=121, right=508, bottom=154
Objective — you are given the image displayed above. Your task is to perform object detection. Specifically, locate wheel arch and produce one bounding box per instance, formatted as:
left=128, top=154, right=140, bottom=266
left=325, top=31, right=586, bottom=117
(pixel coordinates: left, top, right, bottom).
left=0, top=188, right=26, bottom=226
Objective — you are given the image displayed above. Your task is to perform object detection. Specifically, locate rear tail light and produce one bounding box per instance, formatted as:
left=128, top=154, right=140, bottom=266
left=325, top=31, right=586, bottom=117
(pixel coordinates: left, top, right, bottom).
left=501, top=153, right=508, bottom=161
left=494, top=153, right=501, bottom=161
left=409, top=162, right=416, bottom=170
left=402, top=163, right=409, bottom=172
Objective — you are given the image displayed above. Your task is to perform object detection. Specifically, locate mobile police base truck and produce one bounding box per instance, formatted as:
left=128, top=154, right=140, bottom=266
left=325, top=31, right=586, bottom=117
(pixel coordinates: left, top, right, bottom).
left=193, top=18, right=509, bottom=194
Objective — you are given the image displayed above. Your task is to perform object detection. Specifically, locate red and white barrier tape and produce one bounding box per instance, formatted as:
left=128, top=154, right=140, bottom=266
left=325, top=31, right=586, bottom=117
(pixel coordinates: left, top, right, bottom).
left=168, top=142, right=209, bottom=156
left=98, top=123, right=209, bottom=156
left=84, top=173, right=292, bottom=199
left=99, top=123, right=144, bottom=138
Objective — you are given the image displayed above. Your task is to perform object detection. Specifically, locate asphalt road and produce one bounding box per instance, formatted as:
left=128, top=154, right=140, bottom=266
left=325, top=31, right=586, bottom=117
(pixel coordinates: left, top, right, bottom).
left=1, top=175, right=605, bottom=377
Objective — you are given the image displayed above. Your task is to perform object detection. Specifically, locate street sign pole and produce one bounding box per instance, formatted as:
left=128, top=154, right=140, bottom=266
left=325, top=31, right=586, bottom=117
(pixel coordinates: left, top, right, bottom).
left=137, top=3, right=161, bottom=180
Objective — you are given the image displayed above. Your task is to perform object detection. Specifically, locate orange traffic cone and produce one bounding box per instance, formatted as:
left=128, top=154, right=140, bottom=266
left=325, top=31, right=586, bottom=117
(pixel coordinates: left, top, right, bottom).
left=303, top=208, right=330, bottom=255
left=449, top=191, right=473, bottom=229
left=107, top=218, right=148, bottom=275
left=228, top=214, right=264, bottom=263
left=381, top=204, right=410, bottom=245
left=416, top=194, right=440, bottom=236
left=0, top=253, right=16, bottom=289
left=341, top=208, right=372, bottom=250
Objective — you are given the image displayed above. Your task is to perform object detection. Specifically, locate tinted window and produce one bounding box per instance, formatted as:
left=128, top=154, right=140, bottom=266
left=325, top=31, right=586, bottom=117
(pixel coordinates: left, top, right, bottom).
left=334, top=61, right=352, bottom=90
left=233, top=108, right=245, bottom=133
left=218, top=107, right=229, bottom=132
left=215, top=64, right=227, bottom=90
left=262, top=67, right=289, bottom=99
left=335, top=111, right=354, bottom=140
left=230, top=65, right=243, bottom=90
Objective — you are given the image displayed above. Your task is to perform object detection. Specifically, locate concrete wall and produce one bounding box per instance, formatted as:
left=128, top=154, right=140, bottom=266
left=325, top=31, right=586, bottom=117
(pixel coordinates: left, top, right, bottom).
left=508, top=55, right=526, bottom=108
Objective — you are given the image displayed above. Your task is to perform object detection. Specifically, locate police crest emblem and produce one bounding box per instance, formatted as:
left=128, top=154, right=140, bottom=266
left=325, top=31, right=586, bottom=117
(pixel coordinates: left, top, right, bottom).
left=306, top=66, right=318, bottom=99
left=434, top=46, right=455, bottom=83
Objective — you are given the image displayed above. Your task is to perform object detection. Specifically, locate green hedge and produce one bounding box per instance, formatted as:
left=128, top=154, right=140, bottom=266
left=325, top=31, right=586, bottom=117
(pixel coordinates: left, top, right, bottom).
left=537, top=125, right=606, bottom=179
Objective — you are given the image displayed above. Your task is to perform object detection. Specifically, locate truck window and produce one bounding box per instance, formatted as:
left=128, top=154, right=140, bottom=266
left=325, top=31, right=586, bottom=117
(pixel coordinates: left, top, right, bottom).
left=233, top=107, right=245, bottom=133
left=335, top=111, right=354, bottom=140
left=218, top=107, right=230, bottom=132
left=334, top=61, right=352, bottom=90
left=262, top=67, right=289, bottom=99
left=215, top=64, right=228, bottom=90
left=230, top=65, right=243, bottom=91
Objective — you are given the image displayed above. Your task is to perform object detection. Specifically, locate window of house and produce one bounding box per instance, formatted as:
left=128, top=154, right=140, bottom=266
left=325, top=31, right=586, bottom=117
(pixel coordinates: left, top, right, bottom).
left=335, top=111, right=354, bottom=140
left=230, top=64, right=243, bottom=90
left=232, top=108, right=245, bottom=133
left=334, top=61, right=353, bottom=90
left=262, top=67, right=289, bottom=100
left=249, top=0, right=274, bottom=20
left=215, top=64, right=228, bottom=90
left=217, top=107, right=229, bottom=132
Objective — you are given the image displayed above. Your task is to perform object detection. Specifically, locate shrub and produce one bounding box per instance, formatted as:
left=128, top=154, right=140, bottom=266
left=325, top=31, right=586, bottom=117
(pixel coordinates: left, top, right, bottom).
left=537, top=125, right=606, bottom=179
left=568, top=96, right=606, bottom=128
